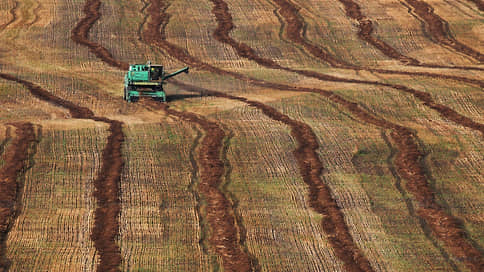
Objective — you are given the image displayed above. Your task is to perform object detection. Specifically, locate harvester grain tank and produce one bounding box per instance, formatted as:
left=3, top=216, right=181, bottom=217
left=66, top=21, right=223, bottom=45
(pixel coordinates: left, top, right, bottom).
left=124, top=61, right=189, bottom=102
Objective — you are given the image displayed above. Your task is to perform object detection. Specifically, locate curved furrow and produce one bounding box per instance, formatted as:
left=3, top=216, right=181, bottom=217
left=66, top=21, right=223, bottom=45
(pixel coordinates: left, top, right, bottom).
left=0, top=73, right=124, bottom=271
left=143, top=1, right=484, bottom=270
left=0, top=123, right=38, bottom=271
left=148, top=1, right=373, bottom=271
left=335, top=0, right=483, bottom=69
left=269, top=0, right=484, bottom=82
left=0, top=1, right=18, bottom=31
left=71, top=0, right=129, bottom=70
left=336, top=0, right=419, bottom=65
left=209, top=0, right=484, bottom=135
left=401, top=0, right=484, bottom=62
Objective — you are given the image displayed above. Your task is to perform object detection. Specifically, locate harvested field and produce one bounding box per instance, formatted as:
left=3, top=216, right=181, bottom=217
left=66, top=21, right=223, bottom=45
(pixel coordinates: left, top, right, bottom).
left=0, top=0, right=483, bottom=271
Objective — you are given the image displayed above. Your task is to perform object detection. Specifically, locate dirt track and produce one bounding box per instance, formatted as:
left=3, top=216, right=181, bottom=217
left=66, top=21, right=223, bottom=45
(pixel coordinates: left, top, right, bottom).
left=143, top=1, right=484, bottom=270
left=402, top=0, right=483, bottom=62
left=0, top=73, right=124, bottom=271
left=0, top=123, right=37, bottom=271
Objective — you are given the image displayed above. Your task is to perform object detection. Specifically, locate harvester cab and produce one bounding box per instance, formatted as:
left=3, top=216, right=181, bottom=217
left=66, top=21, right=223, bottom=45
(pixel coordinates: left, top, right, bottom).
left=124, top=61, right=189, bottom=102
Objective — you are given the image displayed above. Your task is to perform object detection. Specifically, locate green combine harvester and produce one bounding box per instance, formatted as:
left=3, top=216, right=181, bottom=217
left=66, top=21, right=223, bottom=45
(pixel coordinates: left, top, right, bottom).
left=124, top=61, right=189, bottom=102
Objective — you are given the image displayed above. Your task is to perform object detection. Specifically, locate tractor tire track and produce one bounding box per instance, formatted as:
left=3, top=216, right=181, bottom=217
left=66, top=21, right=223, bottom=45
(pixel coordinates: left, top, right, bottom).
left=143, top=1, right=484, bottom=270
left=72, top=1, right=255, bottom=270
left=401, top=0, right=484, bottom=62
left=0, top=73, right=124, bottom=272
left=209, top=0, right=484, bottom=134
left=0, top=123, right=38, bottom=271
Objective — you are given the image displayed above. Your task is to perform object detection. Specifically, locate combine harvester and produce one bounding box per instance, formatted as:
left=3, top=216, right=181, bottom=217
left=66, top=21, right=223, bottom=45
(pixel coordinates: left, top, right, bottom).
left=124, top=61, right=189, bottom=102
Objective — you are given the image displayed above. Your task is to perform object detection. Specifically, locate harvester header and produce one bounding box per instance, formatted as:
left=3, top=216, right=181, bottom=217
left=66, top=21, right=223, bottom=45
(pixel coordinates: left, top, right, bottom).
left=124, top=61, right=189, bottom=102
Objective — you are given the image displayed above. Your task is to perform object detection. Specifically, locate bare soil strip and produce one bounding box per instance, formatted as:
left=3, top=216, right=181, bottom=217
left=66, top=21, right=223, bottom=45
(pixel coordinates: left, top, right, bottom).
left=402, top=0, right=484, bottom=62
left=0, top=73, right=124, bottom=271
left=143, top=1, right=484, bottom=270
left=0, top=123, right=37, bottom=271
left=209, top=0, right=484, bottom=136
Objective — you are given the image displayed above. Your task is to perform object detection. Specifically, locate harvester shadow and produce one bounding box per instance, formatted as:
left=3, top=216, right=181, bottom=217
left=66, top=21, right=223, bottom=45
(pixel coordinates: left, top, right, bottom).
left=166, top=93, right=208, bottom=102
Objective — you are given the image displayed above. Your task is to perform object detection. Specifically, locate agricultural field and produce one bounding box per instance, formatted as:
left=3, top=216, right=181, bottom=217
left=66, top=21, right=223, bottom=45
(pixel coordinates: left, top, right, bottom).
left=0, top=0, right=483, bottom=271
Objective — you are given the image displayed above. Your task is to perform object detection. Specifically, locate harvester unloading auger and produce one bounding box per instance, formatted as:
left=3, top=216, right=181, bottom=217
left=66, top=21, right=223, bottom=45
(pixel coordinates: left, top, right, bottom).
left=124, top=61, right=189, bottom=102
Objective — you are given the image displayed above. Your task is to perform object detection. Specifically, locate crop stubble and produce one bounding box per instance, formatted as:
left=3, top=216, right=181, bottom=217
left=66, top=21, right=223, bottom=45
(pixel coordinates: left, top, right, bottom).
left=45, top=0, right=484, bottom=270
left=144, top=0, right=484, bottom=270
left=0, top=72, right=125, bottom=271
left=71, top=1, right=256, bottom=270
left=119, top=123, right=213, bottom=271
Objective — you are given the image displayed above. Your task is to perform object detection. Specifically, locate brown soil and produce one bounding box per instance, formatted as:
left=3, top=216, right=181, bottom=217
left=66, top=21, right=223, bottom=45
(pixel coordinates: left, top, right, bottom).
left=0, top=73, right=125, bottom=272
left=402, top=0, right=483, bottom=62
left=0, top=123, right=37, bottom=271
left=144, top=1, right=484, bottom=270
